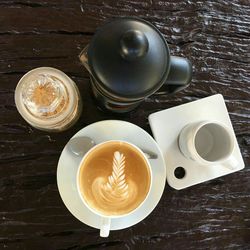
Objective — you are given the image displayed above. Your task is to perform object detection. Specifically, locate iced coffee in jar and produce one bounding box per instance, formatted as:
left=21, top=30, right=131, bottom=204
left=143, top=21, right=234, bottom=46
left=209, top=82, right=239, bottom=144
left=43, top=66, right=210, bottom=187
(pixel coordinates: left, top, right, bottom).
left=15, top=67, right=82, bottom=132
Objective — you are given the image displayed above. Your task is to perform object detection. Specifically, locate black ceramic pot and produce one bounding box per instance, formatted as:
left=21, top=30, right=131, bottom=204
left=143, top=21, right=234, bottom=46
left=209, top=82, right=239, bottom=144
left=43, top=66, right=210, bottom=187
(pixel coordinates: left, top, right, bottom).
left=80, top=17, right=192, bottom=113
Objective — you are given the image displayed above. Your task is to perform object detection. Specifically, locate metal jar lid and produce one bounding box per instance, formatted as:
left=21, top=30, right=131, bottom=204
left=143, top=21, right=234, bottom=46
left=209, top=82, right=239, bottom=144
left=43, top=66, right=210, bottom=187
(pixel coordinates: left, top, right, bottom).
left=87, top=17, right=170, bottom=101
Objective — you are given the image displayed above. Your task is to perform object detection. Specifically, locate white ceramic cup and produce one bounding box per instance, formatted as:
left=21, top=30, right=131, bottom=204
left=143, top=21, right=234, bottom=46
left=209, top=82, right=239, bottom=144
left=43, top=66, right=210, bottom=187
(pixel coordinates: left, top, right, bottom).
left=178, top=121, right=237, bottom=169
left=76, top=140, right=152, bottom=237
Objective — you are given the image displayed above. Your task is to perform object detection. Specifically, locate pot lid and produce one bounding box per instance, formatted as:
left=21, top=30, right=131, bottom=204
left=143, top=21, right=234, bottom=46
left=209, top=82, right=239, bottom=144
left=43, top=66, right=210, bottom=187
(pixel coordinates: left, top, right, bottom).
left=87, top=18, right=170, bottom=100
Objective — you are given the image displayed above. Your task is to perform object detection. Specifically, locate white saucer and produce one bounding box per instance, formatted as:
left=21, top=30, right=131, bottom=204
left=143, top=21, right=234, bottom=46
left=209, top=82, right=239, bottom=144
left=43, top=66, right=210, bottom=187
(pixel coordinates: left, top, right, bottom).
left=149, top=94, right=245, bottom=190
left=57, top=120, right=166, bottom=230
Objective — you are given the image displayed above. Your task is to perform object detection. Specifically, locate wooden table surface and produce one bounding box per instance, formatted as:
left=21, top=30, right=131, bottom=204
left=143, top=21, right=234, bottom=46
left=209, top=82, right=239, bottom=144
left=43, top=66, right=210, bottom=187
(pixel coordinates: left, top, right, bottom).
left=1, top=0, right=249, bottom=249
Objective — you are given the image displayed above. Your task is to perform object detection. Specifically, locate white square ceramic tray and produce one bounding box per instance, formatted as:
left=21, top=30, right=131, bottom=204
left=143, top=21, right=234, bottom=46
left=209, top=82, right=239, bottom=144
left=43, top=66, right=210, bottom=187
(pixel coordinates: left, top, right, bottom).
left=148, top=94, right=245, bottom=190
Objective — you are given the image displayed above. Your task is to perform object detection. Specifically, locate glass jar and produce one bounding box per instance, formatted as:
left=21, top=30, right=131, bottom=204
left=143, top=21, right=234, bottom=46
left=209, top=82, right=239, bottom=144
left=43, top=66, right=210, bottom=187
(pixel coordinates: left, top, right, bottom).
left=15, top=67, right=82, bottom=132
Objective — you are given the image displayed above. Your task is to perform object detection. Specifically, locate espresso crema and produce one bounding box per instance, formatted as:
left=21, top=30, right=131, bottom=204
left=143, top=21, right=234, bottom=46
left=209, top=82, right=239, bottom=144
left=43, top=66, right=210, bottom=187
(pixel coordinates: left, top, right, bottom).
left=78, top=141, right=151, bottom=216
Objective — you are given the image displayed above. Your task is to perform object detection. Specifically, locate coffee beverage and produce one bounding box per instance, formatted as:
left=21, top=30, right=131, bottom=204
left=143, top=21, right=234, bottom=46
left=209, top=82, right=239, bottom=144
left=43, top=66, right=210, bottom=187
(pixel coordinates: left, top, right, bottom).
left=78, top=141, right=151, bottom=216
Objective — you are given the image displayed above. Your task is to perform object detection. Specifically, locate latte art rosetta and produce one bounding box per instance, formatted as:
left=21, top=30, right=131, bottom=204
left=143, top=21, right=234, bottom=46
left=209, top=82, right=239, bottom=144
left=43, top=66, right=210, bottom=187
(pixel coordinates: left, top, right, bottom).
left=92, top=151, right=137, bottom=209
left=79, top=141, right=151, bottom=216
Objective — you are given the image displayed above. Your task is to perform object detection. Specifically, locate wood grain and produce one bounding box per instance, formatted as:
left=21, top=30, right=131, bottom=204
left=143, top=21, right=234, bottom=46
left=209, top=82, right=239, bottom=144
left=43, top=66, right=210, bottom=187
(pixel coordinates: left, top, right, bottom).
left=0, top=0, right=249, bottom=249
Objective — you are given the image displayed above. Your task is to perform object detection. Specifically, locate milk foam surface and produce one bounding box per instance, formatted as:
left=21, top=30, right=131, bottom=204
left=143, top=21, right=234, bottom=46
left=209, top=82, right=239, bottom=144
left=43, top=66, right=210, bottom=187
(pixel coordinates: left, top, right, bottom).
left=79, top=142, right=151, bottom=216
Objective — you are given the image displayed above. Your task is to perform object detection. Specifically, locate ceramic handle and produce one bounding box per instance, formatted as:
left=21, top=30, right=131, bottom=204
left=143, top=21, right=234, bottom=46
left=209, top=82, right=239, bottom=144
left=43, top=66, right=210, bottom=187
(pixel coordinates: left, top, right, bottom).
left=224, top=156, right=238, bottom=170
left=100, top=217, right=111, bottom=237
left=164, top=56, right=192, bottom=93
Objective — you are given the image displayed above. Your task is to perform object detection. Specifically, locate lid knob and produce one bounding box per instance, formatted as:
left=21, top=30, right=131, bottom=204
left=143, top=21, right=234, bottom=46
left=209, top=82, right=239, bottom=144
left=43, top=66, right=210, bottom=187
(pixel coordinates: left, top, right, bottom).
left=120, top=30, right=149, bottom=61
